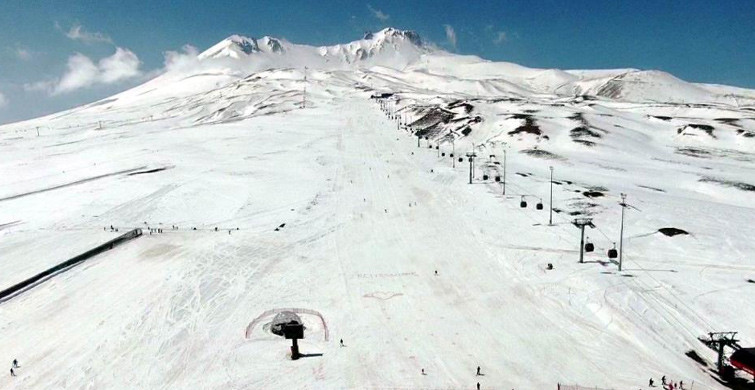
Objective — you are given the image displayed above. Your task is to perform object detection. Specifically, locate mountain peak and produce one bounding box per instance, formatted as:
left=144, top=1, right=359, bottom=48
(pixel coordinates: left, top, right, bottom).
left=364, top=27, right=423, bottom=47
left=197, top=28, right=426, bottom=67
left=198, top=34, right=285, bottom=60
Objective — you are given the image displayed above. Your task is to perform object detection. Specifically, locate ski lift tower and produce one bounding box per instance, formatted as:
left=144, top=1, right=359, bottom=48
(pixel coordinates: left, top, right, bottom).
left=283, top=323, right=305, bottom=360
left=573, top=218, right=595, bottom=263
left=700, top=331, right=741, bottom=375
left=466, top=150, right=477, bottom=184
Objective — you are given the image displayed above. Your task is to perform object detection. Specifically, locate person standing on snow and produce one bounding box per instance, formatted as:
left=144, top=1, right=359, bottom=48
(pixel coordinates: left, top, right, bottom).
left=10, top=367, right=15, bottom=377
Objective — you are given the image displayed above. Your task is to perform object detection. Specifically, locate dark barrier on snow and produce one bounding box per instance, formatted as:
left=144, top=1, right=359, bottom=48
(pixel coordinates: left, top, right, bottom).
left=0, top=228, right=143, bottom=302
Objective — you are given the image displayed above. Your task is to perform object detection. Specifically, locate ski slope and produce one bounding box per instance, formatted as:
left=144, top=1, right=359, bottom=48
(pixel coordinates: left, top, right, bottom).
left=1, top=28, right=755, bottom=389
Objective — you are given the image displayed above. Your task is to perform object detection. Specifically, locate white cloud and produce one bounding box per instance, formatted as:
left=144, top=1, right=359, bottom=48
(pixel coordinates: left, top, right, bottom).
left=99, top=47, right=141, bottom=83
left=62, top=23, right=113, bottom=44
left=55, top=53, right=100, bottom=93
left=444, top=24, right=457, bottom=49
left=25, top=47, right=141, bottom=95
left=16, top=47, right=32, bottom=61
left=0, top=91, right=7, bottom=108
left=493, top=31, right=507, bottom=45
left=23, top=80, right=53, bottom=93
left=367, top=4, right=390, bottom=21
left=162, top=45, right=200, bottom=73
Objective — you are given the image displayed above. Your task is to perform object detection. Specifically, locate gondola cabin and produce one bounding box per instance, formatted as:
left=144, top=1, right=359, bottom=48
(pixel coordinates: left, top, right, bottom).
left=608, top=246, right=618, bottom=259
left=730, top=348, right=755, bottom=378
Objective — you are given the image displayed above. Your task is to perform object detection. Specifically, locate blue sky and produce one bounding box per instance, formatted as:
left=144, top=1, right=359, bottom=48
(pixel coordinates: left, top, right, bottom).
left=0, top=0, right=753, bottom=124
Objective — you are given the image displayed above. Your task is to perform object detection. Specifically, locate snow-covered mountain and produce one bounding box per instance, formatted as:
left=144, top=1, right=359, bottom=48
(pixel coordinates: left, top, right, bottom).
left=1, top=27, right=754, bottom=390
left=196, top=27, right=427, bottom=70
left=198, top=35, right=286, bottom=59
left=186, top=28, right=755, bottom=105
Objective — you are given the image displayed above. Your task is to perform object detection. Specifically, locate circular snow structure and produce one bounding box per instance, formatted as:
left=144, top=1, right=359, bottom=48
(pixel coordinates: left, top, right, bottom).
left=269, top=311, right=304, bottom=337
left=245, top=308, right=329, bottom=341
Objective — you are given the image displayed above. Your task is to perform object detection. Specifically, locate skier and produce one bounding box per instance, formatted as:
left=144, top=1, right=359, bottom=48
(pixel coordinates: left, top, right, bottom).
left=476, top=366, right=481, bottom=376
left=649, top=378, right=654, bottom=387
left=477, top=382, right=480, bottom=390
left=12, top=359, right=18, bottom=368
left=339, top=339, right=344, bottom=347
left=662, top=376, right=666, bottom=385
left=679, top=381, right=683, bottom=389
left=9, top=367, right=15, bottom=377
left=434, top=270, right=438, bottom=276
left=421, top=368, right=426, bottom=375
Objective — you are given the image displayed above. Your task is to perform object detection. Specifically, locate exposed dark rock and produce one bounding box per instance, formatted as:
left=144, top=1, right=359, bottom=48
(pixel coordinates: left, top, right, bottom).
left=509, top=117, right=542, bottom=136
left=582, top=191, right=604, bottom=198
left=521, top=148, right=564, bottom=160
left=658, top=227, right=688, bottom=237
left=699, top=177, right=755, bottom=192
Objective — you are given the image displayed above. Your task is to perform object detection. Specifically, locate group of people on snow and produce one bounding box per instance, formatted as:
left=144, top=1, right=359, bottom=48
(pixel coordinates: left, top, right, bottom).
left=649, top=375, right=686, bottom=390
left=9, top=359, right=19, bottom=377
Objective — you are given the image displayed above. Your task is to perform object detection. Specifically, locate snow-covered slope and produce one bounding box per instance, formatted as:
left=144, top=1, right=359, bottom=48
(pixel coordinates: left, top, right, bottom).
left=1, top=28, right=754, bottom=390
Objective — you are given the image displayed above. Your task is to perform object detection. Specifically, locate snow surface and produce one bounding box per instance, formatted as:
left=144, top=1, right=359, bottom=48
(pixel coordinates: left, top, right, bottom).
left=1, top=28, right=755, bottom=389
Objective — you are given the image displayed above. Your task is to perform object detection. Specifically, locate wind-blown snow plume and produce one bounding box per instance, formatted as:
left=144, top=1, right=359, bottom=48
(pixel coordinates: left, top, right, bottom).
left=444, top=24, right=457, bottom=49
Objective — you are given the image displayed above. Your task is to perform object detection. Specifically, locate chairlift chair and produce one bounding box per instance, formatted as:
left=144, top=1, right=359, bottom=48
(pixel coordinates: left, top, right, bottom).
left=482, top=174, right=489, bottom=181
left=494, top=175, right=501, bottom=182
left=520, top=196, right=527, bottom=208
left=536, top=199, right=544, bottom=210
left=584, top=240, right=594, bottom=252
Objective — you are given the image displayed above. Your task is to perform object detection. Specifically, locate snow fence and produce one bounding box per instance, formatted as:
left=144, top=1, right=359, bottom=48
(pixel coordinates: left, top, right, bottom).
left=0, top=228, right=143, bottom=302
